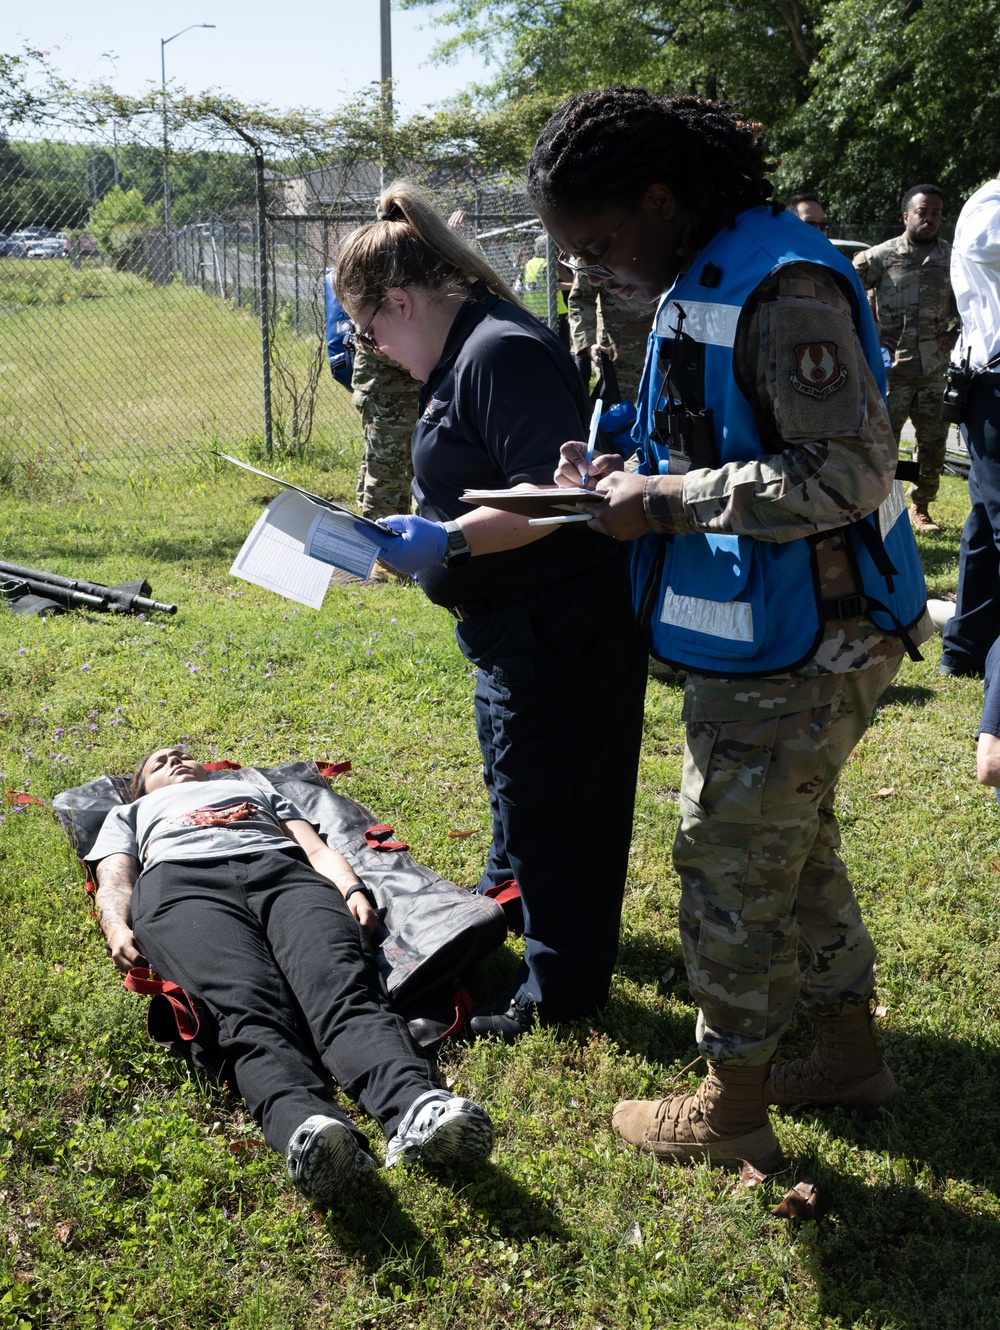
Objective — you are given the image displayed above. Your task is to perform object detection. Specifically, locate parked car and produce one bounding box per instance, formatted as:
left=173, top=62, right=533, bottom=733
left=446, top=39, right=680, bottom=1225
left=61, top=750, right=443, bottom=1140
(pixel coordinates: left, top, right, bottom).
left=11, top=227, right=49, bottom=245
left=26, top=237, right=66, bottom=259
left=0, top=234, right=28, bottom=257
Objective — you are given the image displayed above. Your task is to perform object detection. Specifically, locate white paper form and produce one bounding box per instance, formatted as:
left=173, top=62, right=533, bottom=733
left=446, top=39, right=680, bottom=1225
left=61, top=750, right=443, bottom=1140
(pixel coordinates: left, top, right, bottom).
left=230, top=489, right=335, bottom=609
left=307, top=507, right=379, bottom=581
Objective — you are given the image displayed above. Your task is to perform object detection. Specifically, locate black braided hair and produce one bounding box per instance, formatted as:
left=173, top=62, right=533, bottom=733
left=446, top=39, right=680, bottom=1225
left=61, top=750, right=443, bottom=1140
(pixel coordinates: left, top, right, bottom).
left=527, top=87, right=774, bottom=256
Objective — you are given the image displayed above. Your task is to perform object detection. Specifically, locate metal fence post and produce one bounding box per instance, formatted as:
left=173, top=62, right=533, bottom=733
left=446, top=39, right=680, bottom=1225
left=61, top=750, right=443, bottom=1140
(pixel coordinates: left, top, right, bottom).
left=252, top=149, right=274, bottom=460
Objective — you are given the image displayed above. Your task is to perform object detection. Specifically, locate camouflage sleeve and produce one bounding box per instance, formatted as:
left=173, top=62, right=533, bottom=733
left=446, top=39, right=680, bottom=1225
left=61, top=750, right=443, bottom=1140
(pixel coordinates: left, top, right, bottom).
left=851, top=247, right=882, bottom=322
left=643, top=263, right=897, bottom=543
left=567, top=275, right=599, bottom=353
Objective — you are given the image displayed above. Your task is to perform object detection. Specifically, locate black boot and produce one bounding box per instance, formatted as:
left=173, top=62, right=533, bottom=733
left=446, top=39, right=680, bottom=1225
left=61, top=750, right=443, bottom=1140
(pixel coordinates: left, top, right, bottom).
left=468, top=996, right=536, bottom=1043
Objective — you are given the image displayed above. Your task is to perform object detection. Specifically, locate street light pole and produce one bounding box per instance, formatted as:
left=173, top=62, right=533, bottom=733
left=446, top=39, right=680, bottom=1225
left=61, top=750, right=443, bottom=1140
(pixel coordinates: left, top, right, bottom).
left=379, top=0, right=393, bottom=125
left=161, top=23, right=215, bottom=275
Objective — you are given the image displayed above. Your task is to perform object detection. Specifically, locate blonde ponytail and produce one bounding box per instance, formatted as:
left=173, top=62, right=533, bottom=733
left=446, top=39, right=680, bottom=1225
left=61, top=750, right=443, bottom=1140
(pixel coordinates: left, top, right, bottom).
left=336, top=180, right=520, bottom=317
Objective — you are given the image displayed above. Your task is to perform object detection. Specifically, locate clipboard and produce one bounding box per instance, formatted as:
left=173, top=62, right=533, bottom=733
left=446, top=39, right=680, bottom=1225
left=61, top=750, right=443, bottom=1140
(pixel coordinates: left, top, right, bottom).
left=213, top=451, right=397, bottom=537
left=460, top=486, right=604, bottom=519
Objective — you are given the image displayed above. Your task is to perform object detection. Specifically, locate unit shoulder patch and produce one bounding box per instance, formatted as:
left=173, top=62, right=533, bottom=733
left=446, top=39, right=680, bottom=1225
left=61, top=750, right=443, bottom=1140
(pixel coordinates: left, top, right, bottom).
left=789, top=342, right=848, bottom=400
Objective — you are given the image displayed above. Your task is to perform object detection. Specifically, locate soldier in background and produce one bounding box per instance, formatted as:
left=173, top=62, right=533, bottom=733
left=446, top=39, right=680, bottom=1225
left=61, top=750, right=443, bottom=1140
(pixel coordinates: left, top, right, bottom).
left=853, top=185, right=960, bottom=532
left=567, top=273, right=655, bottom=402
left=786, top=192, right=830, bottom=234
left=351, top=342, right=421, bottom=522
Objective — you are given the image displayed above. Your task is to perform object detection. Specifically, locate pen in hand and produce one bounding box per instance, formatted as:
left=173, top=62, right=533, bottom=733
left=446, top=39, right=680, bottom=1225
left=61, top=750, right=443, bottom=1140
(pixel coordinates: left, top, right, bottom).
left=581, top=398, right=603, bottom=488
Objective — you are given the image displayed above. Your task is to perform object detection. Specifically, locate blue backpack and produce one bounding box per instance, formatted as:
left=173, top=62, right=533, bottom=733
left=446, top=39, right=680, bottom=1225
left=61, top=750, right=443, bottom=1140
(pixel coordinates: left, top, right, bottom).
left=324, top=268, right=355, bottom=390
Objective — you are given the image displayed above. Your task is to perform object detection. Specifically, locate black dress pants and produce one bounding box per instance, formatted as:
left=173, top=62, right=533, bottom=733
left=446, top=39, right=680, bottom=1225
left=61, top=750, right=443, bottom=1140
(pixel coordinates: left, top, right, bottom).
left=133, top=849, right=437, bottom=1154
left=455, top=554, right=647, bottom=1023
left=941, top=372, right=1000, bottom=672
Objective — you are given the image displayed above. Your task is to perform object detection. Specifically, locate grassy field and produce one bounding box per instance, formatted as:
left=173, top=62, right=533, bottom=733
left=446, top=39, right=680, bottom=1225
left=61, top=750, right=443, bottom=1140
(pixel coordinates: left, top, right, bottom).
left=0, top=259, right=360, bottom=483
left=1, top=462, right=999, bottom=1330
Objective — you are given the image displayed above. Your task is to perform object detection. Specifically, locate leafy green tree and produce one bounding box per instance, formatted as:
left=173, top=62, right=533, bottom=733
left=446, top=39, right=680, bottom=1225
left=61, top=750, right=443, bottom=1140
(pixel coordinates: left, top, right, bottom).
left=777, top=0, right=1000, bottom=226
left=407, top=0, right=821, bottom=128
left=87, top=185, right=159, bottom=269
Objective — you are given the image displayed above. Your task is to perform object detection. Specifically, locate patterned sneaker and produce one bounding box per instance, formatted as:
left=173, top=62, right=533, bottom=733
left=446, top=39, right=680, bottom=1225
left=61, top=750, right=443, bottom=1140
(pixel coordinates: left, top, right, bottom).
left=286, top=1115, right=378, bottom=1205
left=385, top=1090, right=494, bottom=1170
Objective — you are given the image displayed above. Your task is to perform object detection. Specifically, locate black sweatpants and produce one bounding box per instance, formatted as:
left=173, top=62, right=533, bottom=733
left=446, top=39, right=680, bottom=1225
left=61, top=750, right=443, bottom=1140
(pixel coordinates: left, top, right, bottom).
left=132, top=848, right=437, bottom=1155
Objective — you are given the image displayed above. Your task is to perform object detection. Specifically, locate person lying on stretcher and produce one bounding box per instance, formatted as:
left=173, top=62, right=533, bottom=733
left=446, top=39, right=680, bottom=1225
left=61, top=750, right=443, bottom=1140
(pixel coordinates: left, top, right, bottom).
left=88, top=746, right=493, bottom=1206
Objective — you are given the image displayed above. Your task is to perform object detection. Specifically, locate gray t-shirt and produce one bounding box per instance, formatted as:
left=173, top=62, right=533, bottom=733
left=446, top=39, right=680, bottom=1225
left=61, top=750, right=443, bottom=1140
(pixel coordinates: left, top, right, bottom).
left=88, top=778, right=302, bottom=872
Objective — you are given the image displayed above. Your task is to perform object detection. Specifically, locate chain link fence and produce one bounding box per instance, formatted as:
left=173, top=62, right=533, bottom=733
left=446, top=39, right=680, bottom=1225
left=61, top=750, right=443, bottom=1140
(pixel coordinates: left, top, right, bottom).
left=0, top=103, right=538, bottom=482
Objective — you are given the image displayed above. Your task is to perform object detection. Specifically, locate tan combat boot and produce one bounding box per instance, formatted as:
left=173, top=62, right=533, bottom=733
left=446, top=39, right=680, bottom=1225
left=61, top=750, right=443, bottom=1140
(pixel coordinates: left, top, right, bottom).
left=910, top=504, right=941, bottom=534
left=766, top=1005, right=901, bottom=1111
left=612, top=1061, right=784, bottom=1172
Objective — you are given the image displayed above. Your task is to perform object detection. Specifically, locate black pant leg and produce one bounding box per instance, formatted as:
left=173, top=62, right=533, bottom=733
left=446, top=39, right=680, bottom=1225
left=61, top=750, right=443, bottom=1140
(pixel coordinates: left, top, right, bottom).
left=251, top=858, right=438, bottom=1139
left=133, top=855, right=360, bottom=1156
left=457, top=557, right=646, bottom=1022
left=943, top=378, right=1000, bottom=669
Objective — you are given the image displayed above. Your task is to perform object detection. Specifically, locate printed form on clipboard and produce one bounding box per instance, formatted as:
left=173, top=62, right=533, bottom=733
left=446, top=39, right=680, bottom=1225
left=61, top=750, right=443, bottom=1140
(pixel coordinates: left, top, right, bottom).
left=217, top=452, right=394, bottom=608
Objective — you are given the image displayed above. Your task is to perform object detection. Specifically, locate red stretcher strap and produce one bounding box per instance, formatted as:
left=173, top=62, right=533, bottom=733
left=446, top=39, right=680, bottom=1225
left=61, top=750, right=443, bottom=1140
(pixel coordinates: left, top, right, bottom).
left=123, top=967, right=200, bottom=1042
left=202, top=760, right=242, bottom=772
left=4, top=791, right=46, bottom=807
left=483, top=879, right=521, bottom=907
left=364, top=823, right=409, bottom=852
left=317, top=760, right=352, bottom=778
left=441, top=990, right=474, bottom=1041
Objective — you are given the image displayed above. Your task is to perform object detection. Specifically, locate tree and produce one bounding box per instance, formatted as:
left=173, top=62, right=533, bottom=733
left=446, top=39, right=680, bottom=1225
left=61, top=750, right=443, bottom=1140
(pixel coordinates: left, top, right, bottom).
left=406, top=0, right=822, bottom=130
left=777, top=0, right=1000, bottom=226
left=87, top=185, right=159, bottom=269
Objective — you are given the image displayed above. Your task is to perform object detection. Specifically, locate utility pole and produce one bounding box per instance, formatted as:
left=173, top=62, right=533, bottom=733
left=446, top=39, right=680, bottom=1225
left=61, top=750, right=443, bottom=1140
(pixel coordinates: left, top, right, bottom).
left=380, top=0, right=393, bottom=124
left=161, top=23, right=215, bottom=274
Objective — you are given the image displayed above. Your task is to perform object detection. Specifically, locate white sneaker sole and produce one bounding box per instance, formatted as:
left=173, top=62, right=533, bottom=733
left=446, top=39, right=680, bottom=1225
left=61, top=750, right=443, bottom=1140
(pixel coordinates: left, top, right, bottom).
left=386, top=1098, right=494, bottom=1170
left=287, top=1116, right=377, bottom=1205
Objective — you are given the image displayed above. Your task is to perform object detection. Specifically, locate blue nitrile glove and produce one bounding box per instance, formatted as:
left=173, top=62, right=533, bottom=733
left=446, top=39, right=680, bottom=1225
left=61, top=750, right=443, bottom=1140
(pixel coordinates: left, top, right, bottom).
left=355, top=514, right=448, bottom=575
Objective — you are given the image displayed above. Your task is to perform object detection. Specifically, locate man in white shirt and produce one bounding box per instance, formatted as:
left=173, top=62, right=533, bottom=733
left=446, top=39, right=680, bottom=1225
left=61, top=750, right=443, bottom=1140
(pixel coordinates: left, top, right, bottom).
left=940, top=178, right=1000, bottom=677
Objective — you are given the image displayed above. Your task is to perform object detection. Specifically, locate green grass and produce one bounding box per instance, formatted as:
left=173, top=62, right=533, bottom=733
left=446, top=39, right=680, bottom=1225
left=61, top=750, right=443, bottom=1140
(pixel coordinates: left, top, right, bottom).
left=2, top=467, right=999, bottom=1328
left=0, top=262, right=361, bottom=483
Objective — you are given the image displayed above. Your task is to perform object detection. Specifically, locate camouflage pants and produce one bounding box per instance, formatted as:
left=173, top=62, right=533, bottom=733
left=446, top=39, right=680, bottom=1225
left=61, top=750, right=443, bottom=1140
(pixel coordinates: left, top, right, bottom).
left=886, top=370, right=949, bottom=506
left=674, top=656, right=900, bottom=1066
left=351, top=349, right=420, bottom=521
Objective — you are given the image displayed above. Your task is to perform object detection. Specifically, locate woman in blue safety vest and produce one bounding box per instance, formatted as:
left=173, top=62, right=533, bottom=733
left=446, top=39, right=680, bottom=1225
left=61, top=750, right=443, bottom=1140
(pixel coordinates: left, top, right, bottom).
left=528, top=87, right=930, bottom=1173
left=335, top=182, right=647, bottom=1041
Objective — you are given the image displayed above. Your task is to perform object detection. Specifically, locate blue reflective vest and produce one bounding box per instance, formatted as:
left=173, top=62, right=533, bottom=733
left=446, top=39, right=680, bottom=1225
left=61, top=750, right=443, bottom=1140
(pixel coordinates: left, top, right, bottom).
left=324, top=268, right=355, bottom=390
left=631, top=206, right=927, bottom=676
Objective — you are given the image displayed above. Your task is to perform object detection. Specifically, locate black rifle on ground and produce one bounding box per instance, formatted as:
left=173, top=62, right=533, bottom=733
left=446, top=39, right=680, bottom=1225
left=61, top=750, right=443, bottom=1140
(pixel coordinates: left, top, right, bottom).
left=0, top=561, right=177, bottom=617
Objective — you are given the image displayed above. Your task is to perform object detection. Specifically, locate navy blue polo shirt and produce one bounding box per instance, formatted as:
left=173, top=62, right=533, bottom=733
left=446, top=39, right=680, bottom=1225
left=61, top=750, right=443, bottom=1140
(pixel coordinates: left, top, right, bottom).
left=412, top=282, right=620, bottom=607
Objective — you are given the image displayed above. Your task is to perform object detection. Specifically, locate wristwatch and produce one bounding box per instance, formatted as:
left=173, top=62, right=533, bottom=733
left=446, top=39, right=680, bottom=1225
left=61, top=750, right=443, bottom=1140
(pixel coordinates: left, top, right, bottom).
left=442, top=520, right=472, bottom=568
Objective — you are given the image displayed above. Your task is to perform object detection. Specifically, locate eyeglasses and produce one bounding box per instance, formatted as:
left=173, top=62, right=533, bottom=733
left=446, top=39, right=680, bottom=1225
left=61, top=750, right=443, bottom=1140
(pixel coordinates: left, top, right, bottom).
left=348, top=279, right=412, bottom=353
left=805, top=219, right=830, bottom=233
left=557, top=196, right=641, bottom=281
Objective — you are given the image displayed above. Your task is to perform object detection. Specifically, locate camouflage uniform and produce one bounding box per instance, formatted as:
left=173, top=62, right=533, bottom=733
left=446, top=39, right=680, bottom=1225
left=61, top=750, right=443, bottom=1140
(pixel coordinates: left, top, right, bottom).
left=351, top=344, right=421, bottom=520
left=567, top=275, right=655, bottom=403
left=642, top=263, right=933, bottom=1065
left=853, top=234, right=960, bottom=506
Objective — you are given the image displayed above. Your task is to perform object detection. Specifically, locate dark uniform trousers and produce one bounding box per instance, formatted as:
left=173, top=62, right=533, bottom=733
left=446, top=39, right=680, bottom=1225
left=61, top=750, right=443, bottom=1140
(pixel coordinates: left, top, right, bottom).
left=132, top=849, right=437, bottom=1155
left=455, top=556, right=647, bottom=1023
left=942, top=373, right=1000, bottom=672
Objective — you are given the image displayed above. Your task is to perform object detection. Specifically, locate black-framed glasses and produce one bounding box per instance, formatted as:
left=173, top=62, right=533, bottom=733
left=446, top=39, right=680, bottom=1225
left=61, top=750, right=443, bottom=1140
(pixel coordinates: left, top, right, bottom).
left=805, top=219, right=830, bottom=233
left=557, top=196, right=641, bottom=280
left=348, top=279, right=412, bottom=353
